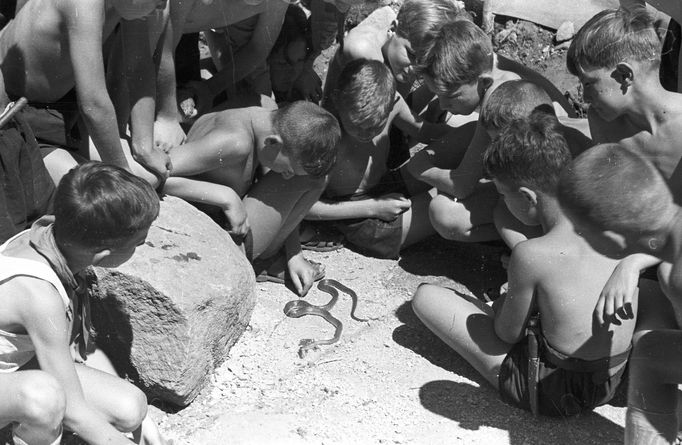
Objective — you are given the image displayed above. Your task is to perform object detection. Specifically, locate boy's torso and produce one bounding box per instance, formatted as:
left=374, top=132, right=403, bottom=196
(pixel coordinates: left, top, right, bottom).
left=325, top=108, right=399, bottom=199
left=184, top=107, right=261, bottom=197
left=523, top=229, right=636, bottom=361
left=0, top=0, right=116, bottom=102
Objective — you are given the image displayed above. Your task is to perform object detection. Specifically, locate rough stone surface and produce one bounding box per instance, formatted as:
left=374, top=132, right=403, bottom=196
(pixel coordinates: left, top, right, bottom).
left=89, top=196, right=255, bottom=407
left=555, top=21, right=575, bottom=43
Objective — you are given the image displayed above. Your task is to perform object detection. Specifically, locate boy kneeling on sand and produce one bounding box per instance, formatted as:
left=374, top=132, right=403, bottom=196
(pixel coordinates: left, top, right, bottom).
left=0, top=162, right=166, bottom=444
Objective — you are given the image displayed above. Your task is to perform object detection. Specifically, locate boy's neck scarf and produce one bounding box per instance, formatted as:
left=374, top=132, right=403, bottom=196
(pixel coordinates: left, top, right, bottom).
left=28, top=216, right=91, bottom=361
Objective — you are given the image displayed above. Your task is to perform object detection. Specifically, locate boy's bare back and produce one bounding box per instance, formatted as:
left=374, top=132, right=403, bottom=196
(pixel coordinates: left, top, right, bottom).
left=0, top=0, right=119, bottom=101
left=511, top=224, right=636, bottom=359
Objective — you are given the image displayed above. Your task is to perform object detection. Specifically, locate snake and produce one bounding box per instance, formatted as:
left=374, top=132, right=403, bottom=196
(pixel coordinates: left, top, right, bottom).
left=284, top=279, right=367, bottom=357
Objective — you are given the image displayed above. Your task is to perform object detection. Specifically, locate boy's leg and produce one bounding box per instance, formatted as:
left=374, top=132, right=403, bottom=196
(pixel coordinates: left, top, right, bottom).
left=411, top=283, right=511, bottom=388
left=75, top=355, right=147, bottom=434
left=428, top=183, right=500, bottom=243
left=400, top=189, right=436, bottom=248
left=244, top=171, right=325, bottom=261
left=40, top=146, right=80, bottom=186
left=625, top=329, right=682, bottom=445
left=0, top=371, right=65, bottom=444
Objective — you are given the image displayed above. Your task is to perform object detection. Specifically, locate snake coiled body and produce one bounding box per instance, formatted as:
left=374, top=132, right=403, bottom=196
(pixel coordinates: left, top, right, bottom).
left=284, top=279, right=367, bottom=357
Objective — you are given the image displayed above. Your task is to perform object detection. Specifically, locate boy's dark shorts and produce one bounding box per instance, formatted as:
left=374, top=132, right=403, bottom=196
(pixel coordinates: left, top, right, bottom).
left=19, top=90, right=83, bottom=151
left=498, top=336, right=628, bottom=417
left=332, top=169, right=410, bottom=260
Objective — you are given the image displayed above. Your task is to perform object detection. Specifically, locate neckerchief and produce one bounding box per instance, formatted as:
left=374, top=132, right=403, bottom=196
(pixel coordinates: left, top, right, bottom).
left=28, top=216, right=91, bottom=361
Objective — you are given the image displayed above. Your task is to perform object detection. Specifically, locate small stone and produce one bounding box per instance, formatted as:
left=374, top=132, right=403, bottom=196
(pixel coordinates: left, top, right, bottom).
left=556, top=21, right=575, bottom=43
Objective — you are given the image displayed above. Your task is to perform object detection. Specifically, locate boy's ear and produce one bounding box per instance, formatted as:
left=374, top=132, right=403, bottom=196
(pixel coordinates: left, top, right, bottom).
left=389, top=20, right=398, bottom=34
left=615, top=62, right=634, bottom=88
left=264, top=135, right=283, bottom=147
left=518, top=186, right=538, bottom=206
left=91, top=249, right=112, bottom=267
left=477, top=75, right=494, bottom=100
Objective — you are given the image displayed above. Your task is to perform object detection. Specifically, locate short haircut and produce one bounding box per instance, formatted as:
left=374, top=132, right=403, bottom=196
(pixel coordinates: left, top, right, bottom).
left=395, top=0, right=462, bottom=50
left=273, top=101, right=341, bottom=177
left=566, top=8, right=661, bottom=76
left=416, top=19, right=494, bottom=96
left=54, top=162, right=160, bottom=250
left=479, top=80, right=554, bottom=130
left=483, top=110, right=571, bottom=195
left=333, top=58, right=396, bottom=135
left=557, top=144, right=673, bottom=233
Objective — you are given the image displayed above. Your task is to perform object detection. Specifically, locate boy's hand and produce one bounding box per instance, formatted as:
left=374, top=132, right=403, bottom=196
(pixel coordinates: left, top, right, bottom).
left=373, top=193, right=411, bottom=221
left=224, top=202, right=250, bottom=240
left=595, top=261, right=638, bottom=325
left=287, top=253, right=324, bottom=296
left=134, top=148, right=172, bottom=185
left=154, top=118, right=186, bottom=153
left=294, top=67, right=323, bottom=103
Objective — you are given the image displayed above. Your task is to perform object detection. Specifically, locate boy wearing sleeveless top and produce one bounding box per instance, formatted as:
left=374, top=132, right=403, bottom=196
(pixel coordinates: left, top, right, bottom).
left=0, top=162, right=166, bottom=444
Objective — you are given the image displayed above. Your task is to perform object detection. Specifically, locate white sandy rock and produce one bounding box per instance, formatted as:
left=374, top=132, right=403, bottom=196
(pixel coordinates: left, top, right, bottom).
left=88, top=196, right=255, bottom=406
left=556, top=21, right=575, bottom=43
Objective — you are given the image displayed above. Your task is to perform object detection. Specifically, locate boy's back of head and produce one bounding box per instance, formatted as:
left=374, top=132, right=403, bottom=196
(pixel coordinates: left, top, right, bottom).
left=557, top=144, right=673, bottom=234
left=54, top=162, right=160, bottom=250
left=415, top=19, right=493, bottom=96
left=479, top=79, right=554, bottom=131
left=567, top=8, right=661, bottom=76
left=395, top=0, right=463, bottom=50
left=483, top=110, right=571, bottom=195
left=332, top=58, right=397, bottom=136
left=273, top=100, right=341, bottom=177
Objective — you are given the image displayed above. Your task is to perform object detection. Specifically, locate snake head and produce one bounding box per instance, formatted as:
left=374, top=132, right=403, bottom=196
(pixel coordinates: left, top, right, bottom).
left=298, top=339, right=318, bottom=358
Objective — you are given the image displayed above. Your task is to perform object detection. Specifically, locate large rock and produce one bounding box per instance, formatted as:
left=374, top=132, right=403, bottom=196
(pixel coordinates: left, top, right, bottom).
left=88, top=196, right=255, bottom=406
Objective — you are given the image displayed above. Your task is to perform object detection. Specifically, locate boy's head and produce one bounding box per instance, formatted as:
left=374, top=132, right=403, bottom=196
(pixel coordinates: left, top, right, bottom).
left=483, top=111, right=571, bottom=226
left=54, top=162, right=159, bottom=267
left=269, top=101, right=341, bottom=178
left=416, top=19, right=494, bottom=115
left=557, top=144, right=675, bottom=258
left=566, top=8, right=661, bottom=121
left=479, top=79, right=555, bottom=137
left=387, top=0, right=463, bottom=83
left=332, top=58, right=396, bottom=142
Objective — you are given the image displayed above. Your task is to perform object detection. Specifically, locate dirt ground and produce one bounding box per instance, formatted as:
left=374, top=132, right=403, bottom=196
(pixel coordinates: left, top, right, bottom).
left=149, top=7, right=615, bottom=445
left=153, top=239, right=628, bottom=445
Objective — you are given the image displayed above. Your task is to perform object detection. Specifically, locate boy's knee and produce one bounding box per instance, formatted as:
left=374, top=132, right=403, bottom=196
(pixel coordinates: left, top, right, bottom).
left=111, top=386, right=148, bottom=432
left=429, top=194, right=470, bottom=241
left=411, top=283, right=438, bottom=318
left=17, top=372, right=66, bottom=429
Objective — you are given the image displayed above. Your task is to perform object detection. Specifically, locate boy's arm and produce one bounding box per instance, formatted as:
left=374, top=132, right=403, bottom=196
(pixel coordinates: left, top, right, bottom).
left=307, top=193, right=411, bottom=222
left=494, top=242, right=538, bottom=344
left=17, top=279, right=133, bottom=445
left=196, top=1, right=288, bottom=109
left=406, top=122, right=489, bottom=199
left=120, top=18, right=172, bottom=181
left=391, top=95, right=451, bottom=143
left=596, top=253, right=662, bottom=325
left=64, top=0, right=129, bottom=170
left=163, top=177, right=249, bottom=238
left=283, top=229, right=317, bottom=296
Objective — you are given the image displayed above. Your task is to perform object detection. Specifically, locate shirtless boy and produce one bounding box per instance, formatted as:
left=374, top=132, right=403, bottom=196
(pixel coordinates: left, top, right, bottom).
left=158, top=100, right=340, bottom=296
left=0, top=0, right=171, bottom=180
left=407, top=19, right=578, bottom=243
left=558, top=145, right=682, bottom=444
left=308, top=59, right=438, bottom=259
left=566, top=7, right=682, bottom=324
left=412, top=114, right=637, bottom=417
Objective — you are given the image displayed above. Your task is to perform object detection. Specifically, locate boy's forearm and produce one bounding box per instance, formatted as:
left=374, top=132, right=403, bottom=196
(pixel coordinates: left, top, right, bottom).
left=621, top=253, right=662, bottom=274
left=306, top=198, right=377, bottom=220
left=406, top=152, right=471, bottom=197
left=80, top=97, right=130, bottom=170
left=156, top=21, right=181, bottom=121
left=163, top=177, right=241, bottom=210
left=284, top=229, right=302, bottom=260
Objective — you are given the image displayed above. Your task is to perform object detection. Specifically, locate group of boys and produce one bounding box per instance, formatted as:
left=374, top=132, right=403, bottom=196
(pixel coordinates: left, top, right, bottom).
left=1, top=0, right=682, bottom=444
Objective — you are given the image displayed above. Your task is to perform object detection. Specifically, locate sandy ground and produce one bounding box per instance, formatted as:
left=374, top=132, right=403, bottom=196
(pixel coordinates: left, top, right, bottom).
left=152, top=238, right=628, bottom=445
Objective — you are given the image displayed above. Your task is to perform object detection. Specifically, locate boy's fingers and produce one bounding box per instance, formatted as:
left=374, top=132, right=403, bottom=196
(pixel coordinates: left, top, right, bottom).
left=594, top=295, right=606, bottom=325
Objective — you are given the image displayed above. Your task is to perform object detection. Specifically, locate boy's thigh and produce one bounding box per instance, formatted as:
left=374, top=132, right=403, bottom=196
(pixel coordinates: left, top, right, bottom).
left=0, top=370, right=64, bottom=426
left=74, top=361, right=146, bottom=428
left=430, top=182, right=499, bottom=229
